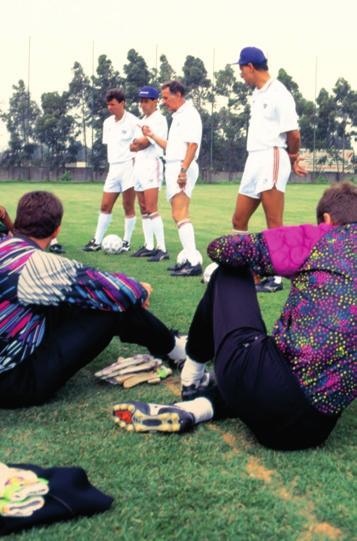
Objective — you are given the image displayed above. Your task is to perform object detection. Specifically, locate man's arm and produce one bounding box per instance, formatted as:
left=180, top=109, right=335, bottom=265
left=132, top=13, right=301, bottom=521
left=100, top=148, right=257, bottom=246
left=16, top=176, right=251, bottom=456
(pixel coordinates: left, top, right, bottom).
left=141, top=125, right=167, bottom=150
left=130, top=137, right=151, bottom=152
left=177, top=143, right=198, bottom=188
left=286, top=130, right=307, bottom=176
left=0, top=206, right=14, bottom=232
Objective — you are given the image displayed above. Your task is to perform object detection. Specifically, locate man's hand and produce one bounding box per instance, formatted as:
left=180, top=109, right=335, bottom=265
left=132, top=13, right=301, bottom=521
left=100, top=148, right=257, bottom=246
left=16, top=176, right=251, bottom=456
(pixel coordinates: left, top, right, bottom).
left=0, top=206, right=7, bottom=220
left=130, top=139, right=140, bottom=152
left=140, top=282, right=153, bottom=309
left=292, top=155, right=308, bottom=176
left=142, top=125, right=153, bottom=138
left=177, top=168, right=187, bottom=189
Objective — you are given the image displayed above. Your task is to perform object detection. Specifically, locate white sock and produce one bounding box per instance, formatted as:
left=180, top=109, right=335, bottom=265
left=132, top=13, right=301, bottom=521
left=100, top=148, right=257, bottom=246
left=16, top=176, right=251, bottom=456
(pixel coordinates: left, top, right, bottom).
left=142, top=214, right=154, bottom=250
left=274, top=276, right=282, bottom=284
left=168, top=335, right=187, bottom=363
left=231, top=229, right=249, bottom=235
left=174, top=397, right=214, bottom=424
left=124, top=216, right=136, bottom=243
left=181, top=356, right=206, bottom=387
left=94, top=212, right=112, bottom=243
left=151, top=214, right=166, bottom=251
left=177, top=221, right=199, bottom=265
left=50, top=238, right=58, bottom=246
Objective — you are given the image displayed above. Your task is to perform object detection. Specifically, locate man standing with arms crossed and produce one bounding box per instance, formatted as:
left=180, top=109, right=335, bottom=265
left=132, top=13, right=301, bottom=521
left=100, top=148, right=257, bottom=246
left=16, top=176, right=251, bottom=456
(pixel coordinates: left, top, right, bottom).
left=130, top=86, right=169, bottom=262
left=83, top=89, right=137, bottom=253
left=142, top=80, right=203, bottom=277
left=232, top=47, right=306, bottom=292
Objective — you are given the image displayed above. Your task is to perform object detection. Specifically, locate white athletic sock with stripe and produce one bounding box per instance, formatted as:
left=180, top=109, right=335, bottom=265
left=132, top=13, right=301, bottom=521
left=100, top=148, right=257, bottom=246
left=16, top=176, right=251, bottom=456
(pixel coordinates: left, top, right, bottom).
left=181, top=356, right=206, bottom=387
left=151, top=213, right=166, bottom=251
left=174, top=397, right=214, bottom=424
left=177, top=220, right=197, bottom=264
left=124, top=216, right=136, bottom=243
left=142, top=214, right=154, bottom=250
left=94, top=212, right=112, bottom=244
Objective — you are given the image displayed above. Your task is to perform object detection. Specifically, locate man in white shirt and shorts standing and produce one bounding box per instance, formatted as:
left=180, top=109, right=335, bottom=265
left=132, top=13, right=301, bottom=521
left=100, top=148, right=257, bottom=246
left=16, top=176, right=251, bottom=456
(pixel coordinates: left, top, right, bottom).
left=232, top=47, right=306, bottom=291
left=83, top=89, right=138, bottom=252
left=130, top=86, right=169, bottom=262
left=142, top=80, right=203, bottom=277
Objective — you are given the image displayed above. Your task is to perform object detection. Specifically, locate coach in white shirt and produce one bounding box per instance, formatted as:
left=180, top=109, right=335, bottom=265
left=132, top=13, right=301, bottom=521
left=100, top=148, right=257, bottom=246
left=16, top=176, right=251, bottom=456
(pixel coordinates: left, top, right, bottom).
left=83, top=89, right=138, bottom=252
left=232, top=47, right=307, bottom=292
left=142, top=80, right=203, bottom=277
left=130, top=86, right=169, bottom=262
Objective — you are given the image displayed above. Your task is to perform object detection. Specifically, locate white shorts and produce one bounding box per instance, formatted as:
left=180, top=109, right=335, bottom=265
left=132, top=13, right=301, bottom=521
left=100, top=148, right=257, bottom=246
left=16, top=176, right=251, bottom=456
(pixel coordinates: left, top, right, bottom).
left=134, top=158, right=163, bottom=192
left=104, top=161, right=134, bottom=193
left=239, top=148, right=291, bottom=199
left=165, top=161, right=199, bottom=201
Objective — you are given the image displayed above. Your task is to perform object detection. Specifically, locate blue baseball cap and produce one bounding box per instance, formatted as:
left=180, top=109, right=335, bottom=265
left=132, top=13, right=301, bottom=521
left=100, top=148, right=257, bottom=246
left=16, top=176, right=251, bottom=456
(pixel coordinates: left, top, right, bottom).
left=234, top=47, right=267, bottom=66
left=138, top=86, right=160, bottom=99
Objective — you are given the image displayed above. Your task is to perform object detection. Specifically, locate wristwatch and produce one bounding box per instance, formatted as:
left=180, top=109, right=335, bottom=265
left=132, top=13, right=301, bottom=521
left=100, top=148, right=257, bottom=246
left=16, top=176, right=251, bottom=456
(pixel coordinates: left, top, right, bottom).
left=180, top=167, right=187, bottom=173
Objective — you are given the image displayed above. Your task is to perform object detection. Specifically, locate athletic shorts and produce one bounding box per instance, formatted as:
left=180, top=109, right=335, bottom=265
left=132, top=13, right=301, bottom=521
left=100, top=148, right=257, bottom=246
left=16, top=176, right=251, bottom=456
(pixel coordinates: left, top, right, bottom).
left=165, top=161, right=199, bottom=201
left=104, top=161, right=134, bottom=193
left=239, top=147, right=291, bottom=199
left=134, top=157, right=163, bottom=192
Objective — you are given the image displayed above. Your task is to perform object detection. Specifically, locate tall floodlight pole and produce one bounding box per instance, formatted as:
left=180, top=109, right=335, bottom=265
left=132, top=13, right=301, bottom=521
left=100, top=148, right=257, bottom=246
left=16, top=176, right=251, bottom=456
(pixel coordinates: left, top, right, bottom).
left=312, top=56, right=318, bottom=178
left=26, top=36, right=31, bottom=145
left=91, top=40, right=95, bottom=177
left=209, top=48, right=215, bottom=182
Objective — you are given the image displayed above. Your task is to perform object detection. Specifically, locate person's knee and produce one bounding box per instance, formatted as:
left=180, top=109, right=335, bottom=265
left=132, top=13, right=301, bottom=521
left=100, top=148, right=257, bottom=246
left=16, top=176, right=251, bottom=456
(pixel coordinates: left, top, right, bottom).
left=232, top=212, right=248, bottom=230
left=100, top=203, right=113, bottom=213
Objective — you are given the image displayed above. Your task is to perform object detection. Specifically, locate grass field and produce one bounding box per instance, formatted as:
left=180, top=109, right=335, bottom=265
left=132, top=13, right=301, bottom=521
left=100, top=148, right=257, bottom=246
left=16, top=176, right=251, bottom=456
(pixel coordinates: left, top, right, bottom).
left=0, top=182, right=356, bottom=541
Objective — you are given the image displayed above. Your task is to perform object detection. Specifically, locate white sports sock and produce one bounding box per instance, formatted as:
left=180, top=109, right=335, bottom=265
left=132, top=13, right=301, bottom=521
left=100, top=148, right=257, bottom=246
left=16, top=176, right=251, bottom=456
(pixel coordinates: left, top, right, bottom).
left=50, top=238, right=59, bottom=246
left=151, top=214, right=166, bottom=251
left=177, top=221, right=199, bottom=265
left=273, top=276, right=282, bottom=284
left=124, top=216, right=136, bottom=243
left=142, top=214, right=154, bottom=250
left=231, top=229, right=249, bottom=235
left=168, top=335, right=187, bottom=363
left=174, top=397, right=214, bottom=424
left=181, top=356, right=206, bottom=387
left=94, top=212, right=112, bottom=243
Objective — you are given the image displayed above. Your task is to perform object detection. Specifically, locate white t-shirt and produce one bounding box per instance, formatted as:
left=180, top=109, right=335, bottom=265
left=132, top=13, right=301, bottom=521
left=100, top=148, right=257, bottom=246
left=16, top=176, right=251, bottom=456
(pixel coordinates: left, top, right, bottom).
left=102, top=111, right=139, bottom=164
left=136, top=110, right=168, bottom=162
left=247, top=79, right=299, bottom=152
left=165, top=101, right=202, bottom=161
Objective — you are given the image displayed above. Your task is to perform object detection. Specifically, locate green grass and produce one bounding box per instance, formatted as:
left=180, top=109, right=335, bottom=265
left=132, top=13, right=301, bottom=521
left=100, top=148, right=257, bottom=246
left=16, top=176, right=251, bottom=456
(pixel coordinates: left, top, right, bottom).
left=0, top=182, right=356, bottom=541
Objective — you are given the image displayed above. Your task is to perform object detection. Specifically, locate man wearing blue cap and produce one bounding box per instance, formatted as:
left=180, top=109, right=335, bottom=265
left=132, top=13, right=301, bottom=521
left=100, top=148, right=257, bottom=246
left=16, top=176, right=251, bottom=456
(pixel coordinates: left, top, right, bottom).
left=232, top=47, right=307, bottom=292
left=130, top=86, right=169, bottom=261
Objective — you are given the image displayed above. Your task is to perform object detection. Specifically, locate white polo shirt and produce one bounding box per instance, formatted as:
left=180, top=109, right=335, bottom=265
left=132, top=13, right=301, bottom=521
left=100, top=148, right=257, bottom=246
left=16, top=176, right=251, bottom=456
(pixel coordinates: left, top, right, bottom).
left=102, top=111, right=139, bottom=164
left=165, top=100, right=202, bottom=162
left=247, top=79, right=299, bottom=152
left=136, top=110, right=168, bottom=162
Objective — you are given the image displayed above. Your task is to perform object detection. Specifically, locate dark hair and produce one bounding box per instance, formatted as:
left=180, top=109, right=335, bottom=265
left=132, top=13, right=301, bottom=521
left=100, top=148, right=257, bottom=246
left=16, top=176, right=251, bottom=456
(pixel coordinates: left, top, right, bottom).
left=105, top=88, right=125, bottom=103
left=241, top=62, right=269, bottom=71
left=14, top=191, right=63, bottom=239
left=316, top=181, right=357, bottom=225
left=161, top=80, right=186, bottom=96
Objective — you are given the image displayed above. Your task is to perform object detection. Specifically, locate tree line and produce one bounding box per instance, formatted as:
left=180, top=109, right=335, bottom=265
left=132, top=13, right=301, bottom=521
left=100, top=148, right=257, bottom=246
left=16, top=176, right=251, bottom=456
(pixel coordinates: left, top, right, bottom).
left=1, top=48, right=356, bottom=175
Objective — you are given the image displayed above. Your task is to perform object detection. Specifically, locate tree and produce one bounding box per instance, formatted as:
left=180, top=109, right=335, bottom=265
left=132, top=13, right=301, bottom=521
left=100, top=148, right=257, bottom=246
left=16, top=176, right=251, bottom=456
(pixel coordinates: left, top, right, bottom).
left=182, top=55, right=211, bottom=111
left=0, top=80, right=40, bottom=166
left=158, top=54, right=175, bottom=83
left=123, top=49, right=150, bottom=114
left=68, top=62, right=91, bottom=164
left=35, top=91, right=79, bottom=171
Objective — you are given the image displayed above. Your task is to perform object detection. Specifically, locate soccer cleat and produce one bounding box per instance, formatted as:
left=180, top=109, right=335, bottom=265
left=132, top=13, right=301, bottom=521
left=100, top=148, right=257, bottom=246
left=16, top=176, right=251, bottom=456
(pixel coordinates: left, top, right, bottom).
left=181, top=370, right=216, bottom=401
left=49, top=243, right=66, bottom=254
left=131, top=246, right=157, bottom=257
left=167, top=261, right=187, bottom=272
left=148, top=250, right=170, bottom=262
left=256, top=277, right=283, bottom=293
left=113, top=401, right=194, bottom=433
left=82, top=239, right=101, bottom=252
left=171, top=263, right=203, bottom=277
left=118, top=240, right=131, bottom=253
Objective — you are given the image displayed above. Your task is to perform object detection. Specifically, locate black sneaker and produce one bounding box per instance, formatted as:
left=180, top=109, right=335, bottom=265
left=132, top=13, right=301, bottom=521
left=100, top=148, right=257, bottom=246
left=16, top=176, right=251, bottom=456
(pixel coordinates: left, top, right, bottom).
left=148, top=250, right=170, bottom=262
left=167, top=261, right=187, bottom=272
left=171, top=263, right=203, bottom=277
left=113, top=401, right=194, bottom=433
left=49, top=243, right=66, bottom=254
left=131, top=246, right=157, bottom=257
left=82, top=239, right=101, bottom=252
left=181, top=371, right=216, bottom=401
left=256, top=277, right=283, bottom=293
left=118, top=240, right=131, bottom=253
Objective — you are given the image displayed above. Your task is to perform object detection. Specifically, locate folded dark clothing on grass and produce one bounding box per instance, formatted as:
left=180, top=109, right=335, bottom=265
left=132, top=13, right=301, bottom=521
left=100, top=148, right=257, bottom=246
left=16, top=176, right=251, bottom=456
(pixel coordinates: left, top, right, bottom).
left=0, top=464, right=113, bottom=536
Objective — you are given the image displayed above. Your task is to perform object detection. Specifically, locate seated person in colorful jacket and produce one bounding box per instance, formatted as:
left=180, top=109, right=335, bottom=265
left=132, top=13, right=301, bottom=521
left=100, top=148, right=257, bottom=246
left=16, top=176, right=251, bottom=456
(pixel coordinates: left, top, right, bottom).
left=0, top=191, right=185, bottom=408
left=0, top=206, right=13, bottom=236
left=113, top=181, right=356, bottom=451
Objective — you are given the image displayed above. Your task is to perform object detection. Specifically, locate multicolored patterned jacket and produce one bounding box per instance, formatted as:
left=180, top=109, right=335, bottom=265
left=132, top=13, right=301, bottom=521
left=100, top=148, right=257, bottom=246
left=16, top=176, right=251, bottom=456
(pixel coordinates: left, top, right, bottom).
left=0, top=235, right=147, bottom=375
left=208, top=223, right=357, bottom=415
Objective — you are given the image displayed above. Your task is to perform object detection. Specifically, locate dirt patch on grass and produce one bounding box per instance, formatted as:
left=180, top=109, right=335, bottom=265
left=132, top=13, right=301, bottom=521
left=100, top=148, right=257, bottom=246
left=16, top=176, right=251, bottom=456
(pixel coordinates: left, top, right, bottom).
left=246, top=456, right=274, bottom=482
left=299, top=522, right=342, bottom=541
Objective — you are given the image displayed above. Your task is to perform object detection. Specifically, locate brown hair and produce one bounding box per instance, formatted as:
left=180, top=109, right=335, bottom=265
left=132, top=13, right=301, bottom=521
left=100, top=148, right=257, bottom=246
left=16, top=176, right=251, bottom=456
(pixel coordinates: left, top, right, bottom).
left=316, top=181, right=357, bottom=225
left=105, top=88, right=125, bottom=103
left=14, top=191, right=63, bottom=239
left=161, top=80, right=186, bottom=96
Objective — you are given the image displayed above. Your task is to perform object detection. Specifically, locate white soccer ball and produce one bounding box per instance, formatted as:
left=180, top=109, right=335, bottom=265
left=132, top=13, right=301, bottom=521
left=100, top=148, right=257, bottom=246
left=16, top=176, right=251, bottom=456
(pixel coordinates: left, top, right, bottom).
left=101, top=234, right=123, bottom=254
left=202, top=262, right=219, bottom=284
left=176, top=249, right=203, bottom=266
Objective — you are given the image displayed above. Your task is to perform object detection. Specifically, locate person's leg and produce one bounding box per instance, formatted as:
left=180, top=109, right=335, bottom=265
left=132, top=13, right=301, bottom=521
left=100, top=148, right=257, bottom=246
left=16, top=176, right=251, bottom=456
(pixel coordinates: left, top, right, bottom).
left=260, top=187, right=284, bottom=229
left=122, top=187, right=136, bottom=247
left=134, top=191, right=155, bottom=253
left=144, top=188, right=167, bottom=256
left=232, top=193, right=260, bottom=231
left=94, top=192, right=118, bottom=242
